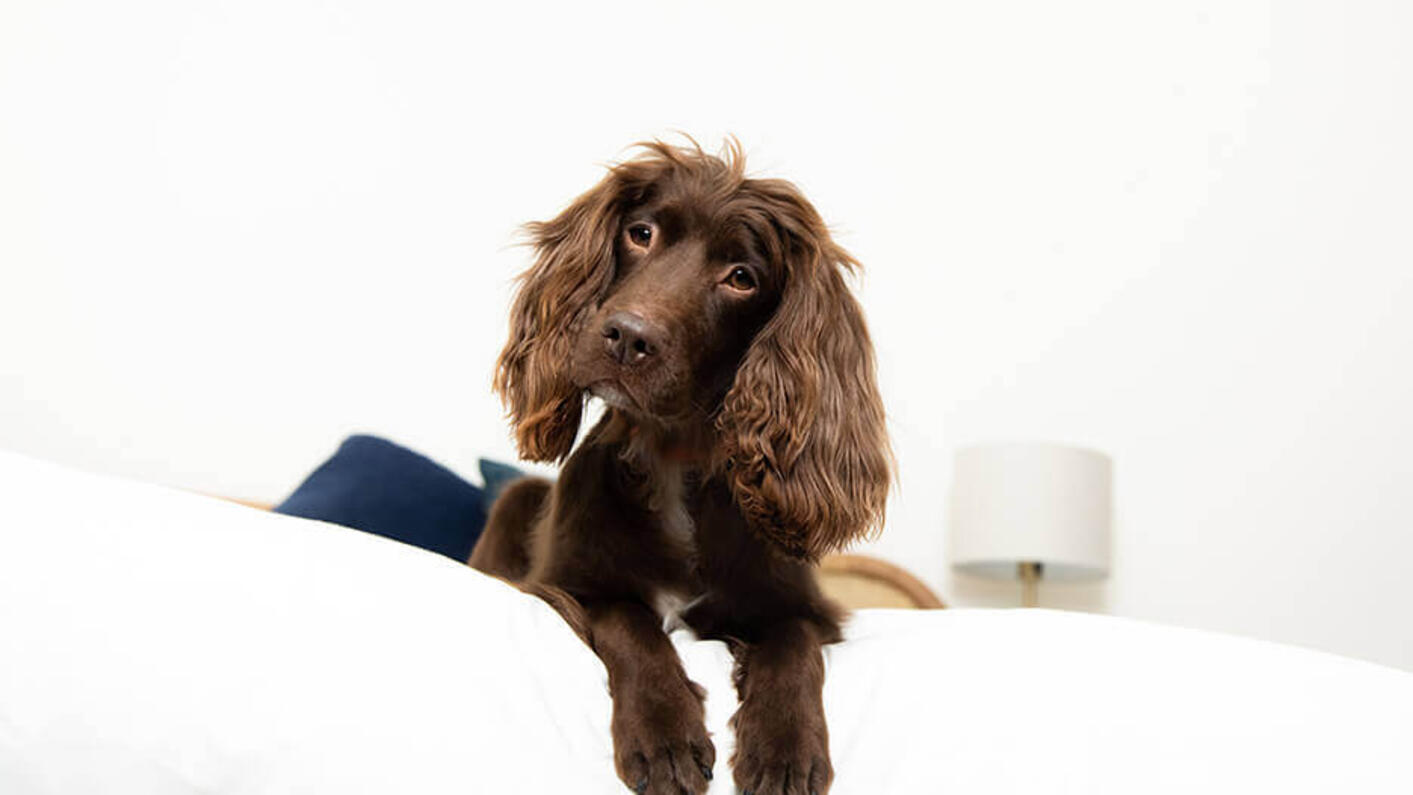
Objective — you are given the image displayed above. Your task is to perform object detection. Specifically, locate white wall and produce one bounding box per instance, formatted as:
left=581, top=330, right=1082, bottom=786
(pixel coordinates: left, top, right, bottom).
left=3, top=1, right=1410, bottom=670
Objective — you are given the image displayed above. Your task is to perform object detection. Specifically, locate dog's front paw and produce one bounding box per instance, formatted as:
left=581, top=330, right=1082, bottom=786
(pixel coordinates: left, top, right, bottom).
left=731, top=695, right=832, bottom=795
left=611, top=681, right=716, bottom=794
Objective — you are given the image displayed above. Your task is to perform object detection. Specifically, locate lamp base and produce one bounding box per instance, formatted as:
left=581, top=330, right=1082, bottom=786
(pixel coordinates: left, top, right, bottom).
left=1018, top=561, right=1043, bottom=608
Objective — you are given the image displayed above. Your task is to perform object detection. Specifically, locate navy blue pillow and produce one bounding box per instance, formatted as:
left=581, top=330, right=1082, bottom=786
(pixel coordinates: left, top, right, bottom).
left=477, top=457, right=530, bottom=514
left=275, top=435, right=487, bottom=562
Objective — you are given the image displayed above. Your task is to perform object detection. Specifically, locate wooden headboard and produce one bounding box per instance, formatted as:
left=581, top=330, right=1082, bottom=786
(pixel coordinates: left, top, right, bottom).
left=816, top=553, right=945, bottom=609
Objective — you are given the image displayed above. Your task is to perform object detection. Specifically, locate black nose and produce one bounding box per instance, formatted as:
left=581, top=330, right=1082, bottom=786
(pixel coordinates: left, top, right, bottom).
left=602, top=312, right=663, bottom=366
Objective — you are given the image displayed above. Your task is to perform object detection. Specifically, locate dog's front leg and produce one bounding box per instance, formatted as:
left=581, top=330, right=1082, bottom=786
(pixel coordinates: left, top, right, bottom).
left=730, top=617, right=833, bottom=795
left=587, top=600, right=715, bottom=795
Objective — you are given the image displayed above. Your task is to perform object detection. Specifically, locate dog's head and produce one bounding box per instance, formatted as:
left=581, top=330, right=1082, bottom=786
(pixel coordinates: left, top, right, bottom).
left=495, top=140, right=890, bottom=559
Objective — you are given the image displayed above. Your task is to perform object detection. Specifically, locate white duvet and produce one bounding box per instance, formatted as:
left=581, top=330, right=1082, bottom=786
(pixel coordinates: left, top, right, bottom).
left=1, top=449, right=1410, bottom=794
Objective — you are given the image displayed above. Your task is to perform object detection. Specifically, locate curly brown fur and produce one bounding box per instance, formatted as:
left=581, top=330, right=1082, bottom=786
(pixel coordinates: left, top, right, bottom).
left=472, top=139, right=890, bottom=795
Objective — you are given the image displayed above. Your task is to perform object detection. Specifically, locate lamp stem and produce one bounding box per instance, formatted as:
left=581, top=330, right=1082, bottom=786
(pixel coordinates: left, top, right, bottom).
left=1018, top=561, right=1042, bottom=608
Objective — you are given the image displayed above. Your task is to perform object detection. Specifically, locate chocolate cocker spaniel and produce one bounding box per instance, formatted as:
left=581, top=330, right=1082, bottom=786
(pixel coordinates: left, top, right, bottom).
left=469, top=140, right=890, bottom=795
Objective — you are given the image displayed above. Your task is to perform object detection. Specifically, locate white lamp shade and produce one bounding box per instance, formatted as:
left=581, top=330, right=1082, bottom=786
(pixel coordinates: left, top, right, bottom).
left=949, top=442, right=1112, bottom=581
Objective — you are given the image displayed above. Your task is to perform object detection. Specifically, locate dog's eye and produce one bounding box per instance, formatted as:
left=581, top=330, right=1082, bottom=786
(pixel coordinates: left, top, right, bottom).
left=724, top=266, right=757, bottom=292
left=626, top=224, right=653, bottom=248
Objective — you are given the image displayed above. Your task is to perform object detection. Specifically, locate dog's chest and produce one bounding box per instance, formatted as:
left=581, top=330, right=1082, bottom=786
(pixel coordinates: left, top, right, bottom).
left=636, top=454, right=695, bottom=549
left=646, top=463, right=701, bottom=630
left=653, top=464, right=695, bottom=550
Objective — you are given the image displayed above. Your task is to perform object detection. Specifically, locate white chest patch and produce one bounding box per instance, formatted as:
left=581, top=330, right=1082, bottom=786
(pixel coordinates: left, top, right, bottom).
left=652, top=590, right=690, bottom=633
left=651, top=589, right=705, bottom=634
left=649, top=462, right=695, bottom=551
left=646, top=463, right=698, bottom=633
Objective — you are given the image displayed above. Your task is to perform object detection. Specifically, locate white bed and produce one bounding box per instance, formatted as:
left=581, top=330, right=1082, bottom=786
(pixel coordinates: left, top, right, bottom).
left=2, top=449, right=1410, bottom=794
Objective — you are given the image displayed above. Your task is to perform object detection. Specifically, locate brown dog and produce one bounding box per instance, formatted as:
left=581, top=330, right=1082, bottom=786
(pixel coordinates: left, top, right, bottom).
left=469, top=140, right=890, bottom=795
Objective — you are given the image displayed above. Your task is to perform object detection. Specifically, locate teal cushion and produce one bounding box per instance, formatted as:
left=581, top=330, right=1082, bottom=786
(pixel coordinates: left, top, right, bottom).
left=478, top=458, right=531, bottom=514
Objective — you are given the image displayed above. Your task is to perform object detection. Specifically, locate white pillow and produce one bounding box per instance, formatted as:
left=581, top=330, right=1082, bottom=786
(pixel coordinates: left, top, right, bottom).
left=2, top=450, right=1410, bottom=794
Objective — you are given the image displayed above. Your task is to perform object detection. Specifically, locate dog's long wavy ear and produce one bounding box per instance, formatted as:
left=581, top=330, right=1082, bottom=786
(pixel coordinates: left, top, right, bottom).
left=717, top=182, right=892, bottom=560
left=494, top=175, right=622, bottom=462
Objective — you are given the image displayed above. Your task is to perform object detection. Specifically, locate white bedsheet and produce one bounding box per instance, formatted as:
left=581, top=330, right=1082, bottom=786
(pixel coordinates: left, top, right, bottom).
left=1, top=449, right=1410, bottom=794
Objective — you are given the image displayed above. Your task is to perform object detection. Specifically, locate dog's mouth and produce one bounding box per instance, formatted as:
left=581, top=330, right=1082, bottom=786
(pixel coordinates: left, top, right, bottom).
left=587, top=380, right=702, bottom=426
left=587, top=380, right=642, bottom=412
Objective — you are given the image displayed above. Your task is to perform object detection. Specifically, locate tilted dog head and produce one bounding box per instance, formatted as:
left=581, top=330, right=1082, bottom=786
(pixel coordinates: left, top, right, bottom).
left=495, top=140, right=890, bottom=559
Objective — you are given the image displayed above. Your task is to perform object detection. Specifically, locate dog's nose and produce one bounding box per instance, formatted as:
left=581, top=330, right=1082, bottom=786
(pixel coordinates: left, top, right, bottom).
left=602, top=312, right=663, bottom=366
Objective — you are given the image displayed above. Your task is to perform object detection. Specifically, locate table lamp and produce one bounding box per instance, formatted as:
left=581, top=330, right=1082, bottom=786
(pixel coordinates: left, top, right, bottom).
left=948, top=442, right=1112, bottom=607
